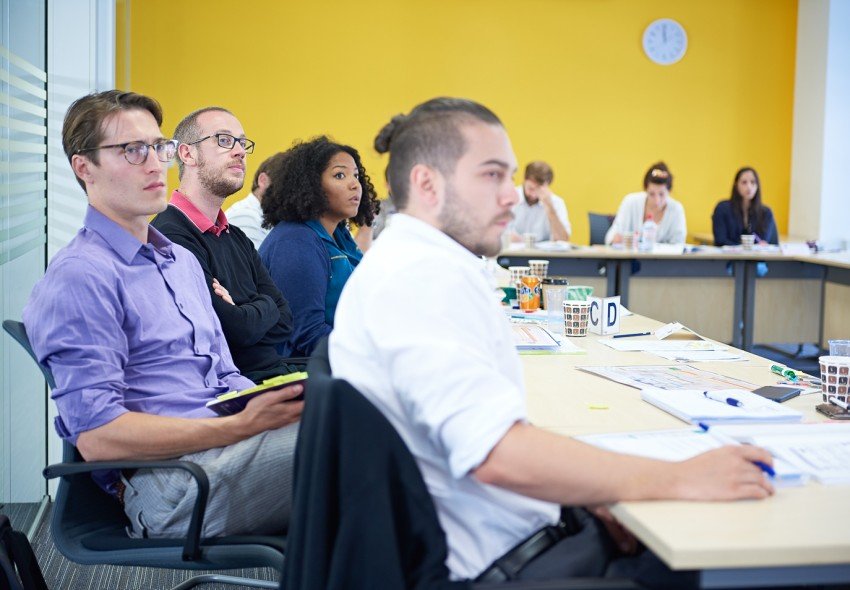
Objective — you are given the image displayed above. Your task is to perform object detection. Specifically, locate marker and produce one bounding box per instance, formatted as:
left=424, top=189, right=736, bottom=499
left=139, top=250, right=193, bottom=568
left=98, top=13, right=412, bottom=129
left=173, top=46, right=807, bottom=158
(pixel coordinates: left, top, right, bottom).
left=612, top=331, right=652, bottom=339
left=703, top=391, right=743, bottom=407
left=770, top=364, right=798, bottom=381
left=698, top=422, right=775, bottom=477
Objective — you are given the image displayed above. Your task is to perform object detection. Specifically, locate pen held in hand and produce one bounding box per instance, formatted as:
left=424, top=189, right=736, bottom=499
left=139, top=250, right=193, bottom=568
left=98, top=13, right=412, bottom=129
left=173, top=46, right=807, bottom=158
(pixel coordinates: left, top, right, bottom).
left=612, top=331, right=652, bottom=339
left=697, top=422, right=775, bottom=478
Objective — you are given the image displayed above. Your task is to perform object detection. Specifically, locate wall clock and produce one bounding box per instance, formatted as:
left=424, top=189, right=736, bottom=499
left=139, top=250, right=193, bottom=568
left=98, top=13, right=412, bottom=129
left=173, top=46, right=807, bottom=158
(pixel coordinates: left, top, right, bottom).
left=643, top=18, right=687, bottom=65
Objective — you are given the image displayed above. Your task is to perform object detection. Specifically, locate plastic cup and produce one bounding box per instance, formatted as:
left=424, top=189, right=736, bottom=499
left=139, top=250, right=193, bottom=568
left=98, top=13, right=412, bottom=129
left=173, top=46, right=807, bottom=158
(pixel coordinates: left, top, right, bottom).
left=565, top=285, right=594, bottom=302
left=528, top=259, right=550, bottom=279
left=828, top=339, right=850, bottom=357
left=741, top=234, right=755, bottom=251
left=543, top=283, right=567, bottom=333
left=563, top=301, right=591, bottom=337
left=819, top=355, right=850, bottom=405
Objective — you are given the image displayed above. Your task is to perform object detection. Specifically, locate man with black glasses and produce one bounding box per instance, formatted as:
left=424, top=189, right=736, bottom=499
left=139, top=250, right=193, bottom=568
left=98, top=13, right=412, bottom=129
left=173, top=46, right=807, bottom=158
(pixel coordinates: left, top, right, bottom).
left=152, top=107, right=302, bottom=384
left=24, top=91, right=303, bottom=539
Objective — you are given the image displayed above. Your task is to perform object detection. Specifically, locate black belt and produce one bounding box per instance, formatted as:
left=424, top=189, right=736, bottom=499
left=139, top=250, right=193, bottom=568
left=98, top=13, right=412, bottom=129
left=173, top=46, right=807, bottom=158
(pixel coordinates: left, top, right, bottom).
left=476, top=510, right=583, bottom=583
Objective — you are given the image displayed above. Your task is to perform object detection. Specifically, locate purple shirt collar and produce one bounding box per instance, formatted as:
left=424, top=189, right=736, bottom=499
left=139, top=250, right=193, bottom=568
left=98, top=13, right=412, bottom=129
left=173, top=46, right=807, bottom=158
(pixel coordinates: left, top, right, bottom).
left=84, top=205, right=174, bottom=264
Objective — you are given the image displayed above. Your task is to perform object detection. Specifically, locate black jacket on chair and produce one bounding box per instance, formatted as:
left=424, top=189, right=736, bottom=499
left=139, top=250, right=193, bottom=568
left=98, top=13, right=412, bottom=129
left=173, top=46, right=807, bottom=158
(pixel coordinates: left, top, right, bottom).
left=282, top=343, right=468, bottom=590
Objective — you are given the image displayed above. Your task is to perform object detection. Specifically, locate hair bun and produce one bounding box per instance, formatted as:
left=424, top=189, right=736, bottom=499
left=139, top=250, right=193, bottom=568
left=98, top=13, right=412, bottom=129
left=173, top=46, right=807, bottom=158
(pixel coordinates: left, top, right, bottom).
left=374, top=113, right=406, bottom=154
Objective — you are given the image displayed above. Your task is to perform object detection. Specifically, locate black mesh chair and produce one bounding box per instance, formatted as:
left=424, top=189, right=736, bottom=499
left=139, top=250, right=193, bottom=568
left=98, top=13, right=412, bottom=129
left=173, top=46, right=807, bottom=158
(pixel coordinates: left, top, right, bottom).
left=282, top=338, right=639, bottom=590
left=2, top=319, right=284, bottom=590
left=588, top=213, right=615, bottom=245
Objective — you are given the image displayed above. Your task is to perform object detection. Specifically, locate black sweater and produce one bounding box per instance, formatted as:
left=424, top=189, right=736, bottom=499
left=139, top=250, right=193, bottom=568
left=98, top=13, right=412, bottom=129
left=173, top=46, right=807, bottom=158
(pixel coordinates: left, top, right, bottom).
left=152, top=205, right=294, bottom=378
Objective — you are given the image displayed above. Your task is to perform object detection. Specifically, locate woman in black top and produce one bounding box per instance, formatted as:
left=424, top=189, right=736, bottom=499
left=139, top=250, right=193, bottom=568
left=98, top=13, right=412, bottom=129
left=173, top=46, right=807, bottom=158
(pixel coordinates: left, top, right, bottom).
left=712, top=167, right=779, bottom=246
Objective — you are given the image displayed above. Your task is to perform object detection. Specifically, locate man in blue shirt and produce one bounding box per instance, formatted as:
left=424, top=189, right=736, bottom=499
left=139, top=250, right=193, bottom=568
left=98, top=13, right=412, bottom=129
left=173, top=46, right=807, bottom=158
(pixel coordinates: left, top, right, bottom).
left=24, top=90, right=302, bottom=539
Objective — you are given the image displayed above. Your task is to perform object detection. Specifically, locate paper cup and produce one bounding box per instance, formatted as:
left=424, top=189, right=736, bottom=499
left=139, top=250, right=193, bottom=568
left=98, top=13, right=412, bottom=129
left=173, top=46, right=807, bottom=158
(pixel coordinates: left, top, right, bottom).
left=828, top=339, right=850, bottom=357
left=565, top=285, right=594, bottom=302
left=741, top=234, right=755, bottom=251
left=508, top=266, right=531, bottom=287
left=528, top=259, right=550, bottom=279
left=523, top=233, right=536, bottom=249
left=622, top=232, right=638, bottom=251
left=819, top=355, right=850, bottom=404
left=563, top=300, right=591, bottom=337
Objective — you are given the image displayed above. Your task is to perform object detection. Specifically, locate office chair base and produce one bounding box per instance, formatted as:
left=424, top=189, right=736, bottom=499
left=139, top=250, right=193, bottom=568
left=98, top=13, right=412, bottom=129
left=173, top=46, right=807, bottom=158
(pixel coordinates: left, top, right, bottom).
left=170, top=573, right=278, bottom=590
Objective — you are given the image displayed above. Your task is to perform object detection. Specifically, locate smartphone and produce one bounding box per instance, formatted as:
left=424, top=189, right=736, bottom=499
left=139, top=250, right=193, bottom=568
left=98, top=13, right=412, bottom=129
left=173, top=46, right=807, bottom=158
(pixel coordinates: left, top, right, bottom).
left=816, top=403, right=850, bottom=420
left=753, top=385, right=801, bottom=403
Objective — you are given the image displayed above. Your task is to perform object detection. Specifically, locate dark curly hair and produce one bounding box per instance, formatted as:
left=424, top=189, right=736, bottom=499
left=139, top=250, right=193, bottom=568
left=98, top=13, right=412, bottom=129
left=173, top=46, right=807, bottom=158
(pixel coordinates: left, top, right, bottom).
left=262, top=136, right=378, bottom=229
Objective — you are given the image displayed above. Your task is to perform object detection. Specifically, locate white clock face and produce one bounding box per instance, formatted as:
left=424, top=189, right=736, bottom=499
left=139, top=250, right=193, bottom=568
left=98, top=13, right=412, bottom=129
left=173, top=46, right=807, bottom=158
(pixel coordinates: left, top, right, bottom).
left=643, top=18, right=687, bottom=65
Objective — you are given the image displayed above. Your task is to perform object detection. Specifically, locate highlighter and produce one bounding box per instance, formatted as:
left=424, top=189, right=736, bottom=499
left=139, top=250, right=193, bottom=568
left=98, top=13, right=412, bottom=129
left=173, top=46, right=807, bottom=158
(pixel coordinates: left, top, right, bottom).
left=770, top=364, right=798, bottom=381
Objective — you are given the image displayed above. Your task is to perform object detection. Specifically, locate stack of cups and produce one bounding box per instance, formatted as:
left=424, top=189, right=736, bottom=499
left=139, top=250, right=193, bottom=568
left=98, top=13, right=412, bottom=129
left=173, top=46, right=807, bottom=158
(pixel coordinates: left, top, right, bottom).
left=622, top=231, right=638, bottom=251
left=741, top=234, right=755, bottom=251
left=563, top=301, right=591, bottom=337
left=820, top=339, right=850, bottom=409
left=528, top=259, right=549, bottom=280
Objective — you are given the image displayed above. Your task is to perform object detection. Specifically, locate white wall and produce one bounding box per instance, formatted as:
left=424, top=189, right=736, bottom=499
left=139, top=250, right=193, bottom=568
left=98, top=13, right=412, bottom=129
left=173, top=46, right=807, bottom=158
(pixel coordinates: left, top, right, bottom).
left=789, top=0, right=850, bottom=246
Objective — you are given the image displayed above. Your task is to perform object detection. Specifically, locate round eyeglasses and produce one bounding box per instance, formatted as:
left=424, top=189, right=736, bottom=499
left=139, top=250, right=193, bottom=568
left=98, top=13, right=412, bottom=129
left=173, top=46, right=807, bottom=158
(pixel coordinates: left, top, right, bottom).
left=186, top=133, right=255, bottom=154
left=77, top=140, right=178, bottom=165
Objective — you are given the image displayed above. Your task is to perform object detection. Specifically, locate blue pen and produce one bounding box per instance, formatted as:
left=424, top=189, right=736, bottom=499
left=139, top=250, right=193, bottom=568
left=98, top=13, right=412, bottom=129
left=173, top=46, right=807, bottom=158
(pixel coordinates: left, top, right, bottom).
left=697, top=422, right=776, bottom=477
left=703, top=391, right=743, bottom=407
left=612, top=331, right=651, bottom=339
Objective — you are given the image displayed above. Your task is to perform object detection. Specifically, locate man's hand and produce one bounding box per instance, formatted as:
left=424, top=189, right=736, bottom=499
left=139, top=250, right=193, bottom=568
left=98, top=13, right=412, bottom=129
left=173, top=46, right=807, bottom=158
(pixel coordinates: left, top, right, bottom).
left=212, top=278, right=234, bottom=305
left=233, top=383, right=304, bottom=436
left=672, top=445, right=775, bottom=501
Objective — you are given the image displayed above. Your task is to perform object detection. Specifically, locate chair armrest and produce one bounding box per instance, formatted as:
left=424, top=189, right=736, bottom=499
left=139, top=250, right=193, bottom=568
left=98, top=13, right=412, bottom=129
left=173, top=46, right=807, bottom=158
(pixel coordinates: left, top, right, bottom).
left=43, top=459, right=209, bottom=562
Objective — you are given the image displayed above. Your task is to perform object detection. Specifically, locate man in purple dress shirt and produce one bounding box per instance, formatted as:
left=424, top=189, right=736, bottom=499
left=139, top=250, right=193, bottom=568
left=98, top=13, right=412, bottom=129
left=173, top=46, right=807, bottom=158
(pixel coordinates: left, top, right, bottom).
left=22, top=90, right=302, bottom=538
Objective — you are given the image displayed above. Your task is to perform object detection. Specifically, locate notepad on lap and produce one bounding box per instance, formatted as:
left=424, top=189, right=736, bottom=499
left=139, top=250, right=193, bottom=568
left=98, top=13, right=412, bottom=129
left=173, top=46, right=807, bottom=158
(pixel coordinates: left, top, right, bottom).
left=206, top=371, right=308, bottom=416
left=640, top=388, right=803, bottom=425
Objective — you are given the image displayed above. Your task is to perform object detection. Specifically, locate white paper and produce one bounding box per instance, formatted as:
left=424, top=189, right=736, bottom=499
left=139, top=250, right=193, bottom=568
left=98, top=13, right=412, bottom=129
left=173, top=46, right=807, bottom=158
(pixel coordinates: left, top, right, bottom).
left=600, top=340, right=725, bottom=352
left=579, top=365, right=758, bottom=391
left=578, top=428, right=806, bottom=486
left=651, top=350, right=747, bottom=363
left=651, top=243, right=685, bottom=255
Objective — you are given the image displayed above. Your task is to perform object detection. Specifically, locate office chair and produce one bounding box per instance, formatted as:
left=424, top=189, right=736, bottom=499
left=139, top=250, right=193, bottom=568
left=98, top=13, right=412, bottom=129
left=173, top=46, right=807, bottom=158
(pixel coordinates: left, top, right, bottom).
left=282, top=338, right=639, bottom=590
left=588, top=213, right=615, bottom=246
left=2, top=319, right=284, bottom=590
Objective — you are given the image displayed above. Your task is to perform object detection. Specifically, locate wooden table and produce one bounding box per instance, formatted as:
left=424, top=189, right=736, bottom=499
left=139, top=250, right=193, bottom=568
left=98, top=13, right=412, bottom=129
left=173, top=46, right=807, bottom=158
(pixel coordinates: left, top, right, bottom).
left=499, top=246, right=850, bottom=351
left=522, top=313, right=850, bottom=587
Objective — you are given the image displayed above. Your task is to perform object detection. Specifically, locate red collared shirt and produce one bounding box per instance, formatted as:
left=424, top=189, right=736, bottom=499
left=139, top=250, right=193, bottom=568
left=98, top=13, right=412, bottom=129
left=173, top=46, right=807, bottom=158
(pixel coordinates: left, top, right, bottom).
left=169, top=190, right=229, bottom=237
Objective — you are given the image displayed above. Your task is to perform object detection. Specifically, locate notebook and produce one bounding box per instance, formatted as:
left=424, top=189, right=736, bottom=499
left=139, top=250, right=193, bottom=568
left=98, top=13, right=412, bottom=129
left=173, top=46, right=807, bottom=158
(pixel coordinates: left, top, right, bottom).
left=206, top=371, right=308, bottom=416
left=640, top=388, right=803, bottom=425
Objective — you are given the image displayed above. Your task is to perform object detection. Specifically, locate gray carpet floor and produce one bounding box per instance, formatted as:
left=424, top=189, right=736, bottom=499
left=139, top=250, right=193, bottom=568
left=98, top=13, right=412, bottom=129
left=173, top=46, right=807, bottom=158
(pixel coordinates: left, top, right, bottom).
left=2, top=502, right=279, bottom=590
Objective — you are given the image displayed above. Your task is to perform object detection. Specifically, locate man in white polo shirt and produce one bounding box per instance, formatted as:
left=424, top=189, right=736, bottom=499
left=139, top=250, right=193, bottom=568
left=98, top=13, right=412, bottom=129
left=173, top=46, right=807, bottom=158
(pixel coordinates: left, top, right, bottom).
left=509, top=161, right=570, bottom=243
left=330, top=97, right=773, bottom=584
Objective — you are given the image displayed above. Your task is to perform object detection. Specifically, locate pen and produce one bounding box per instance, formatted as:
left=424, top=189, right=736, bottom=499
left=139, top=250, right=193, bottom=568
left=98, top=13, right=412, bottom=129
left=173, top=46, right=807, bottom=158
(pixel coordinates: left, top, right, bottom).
left=612, top=331, right=651, bottom=339
left=703, top=391, right=743, bottom=407
left=698, top=422, right=776, bottom=477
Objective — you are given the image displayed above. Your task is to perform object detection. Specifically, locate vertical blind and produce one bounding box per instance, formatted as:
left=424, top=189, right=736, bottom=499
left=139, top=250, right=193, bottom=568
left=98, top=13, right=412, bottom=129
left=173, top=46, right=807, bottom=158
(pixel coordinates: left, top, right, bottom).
left=1, top=42, right=47, bottom=265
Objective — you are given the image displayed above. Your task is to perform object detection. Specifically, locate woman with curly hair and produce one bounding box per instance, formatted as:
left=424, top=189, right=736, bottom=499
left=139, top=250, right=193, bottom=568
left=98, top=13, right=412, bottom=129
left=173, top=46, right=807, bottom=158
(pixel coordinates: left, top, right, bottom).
left=712, top=167, right=778, bottom=246
left=259, top=136, right=378, bottom=356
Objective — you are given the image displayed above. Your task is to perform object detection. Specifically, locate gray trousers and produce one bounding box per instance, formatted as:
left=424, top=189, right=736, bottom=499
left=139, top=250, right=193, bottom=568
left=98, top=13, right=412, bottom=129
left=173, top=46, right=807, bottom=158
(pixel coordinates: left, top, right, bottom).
left=122, top=423, right=299, bottom=538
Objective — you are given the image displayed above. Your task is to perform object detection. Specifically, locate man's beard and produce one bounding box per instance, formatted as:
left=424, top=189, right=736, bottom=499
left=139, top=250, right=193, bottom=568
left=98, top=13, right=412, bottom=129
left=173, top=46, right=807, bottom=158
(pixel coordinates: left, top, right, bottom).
left=197, top=153, right=244, bottom=199
left=438, top=182, right=510, bottom=258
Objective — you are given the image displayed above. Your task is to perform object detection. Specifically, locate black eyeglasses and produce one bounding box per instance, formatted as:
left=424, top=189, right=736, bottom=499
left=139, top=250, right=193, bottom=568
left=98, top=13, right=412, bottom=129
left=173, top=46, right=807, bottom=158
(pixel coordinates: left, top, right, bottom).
left=76, top=140, right=178, bottom=165
left=186, top=133, right=255, bottom=154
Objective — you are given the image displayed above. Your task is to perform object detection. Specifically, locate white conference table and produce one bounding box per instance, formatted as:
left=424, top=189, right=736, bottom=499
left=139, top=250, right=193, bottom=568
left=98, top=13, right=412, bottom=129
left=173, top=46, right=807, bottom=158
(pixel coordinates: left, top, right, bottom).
left=521, top=313, right=850, bottom=588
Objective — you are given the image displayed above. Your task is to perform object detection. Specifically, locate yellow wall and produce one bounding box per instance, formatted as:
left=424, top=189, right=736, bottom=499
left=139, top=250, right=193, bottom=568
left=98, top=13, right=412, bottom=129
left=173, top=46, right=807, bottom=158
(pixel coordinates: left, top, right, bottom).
left=119, top=0, right=797, bottom=244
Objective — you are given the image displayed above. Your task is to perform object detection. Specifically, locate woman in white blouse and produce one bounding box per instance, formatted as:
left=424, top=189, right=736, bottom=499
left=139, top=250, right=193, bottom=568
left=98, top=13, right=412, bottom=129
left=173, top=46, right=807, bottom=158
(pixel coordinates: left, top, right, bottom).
left=605, top=161, right=687, bottom=245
